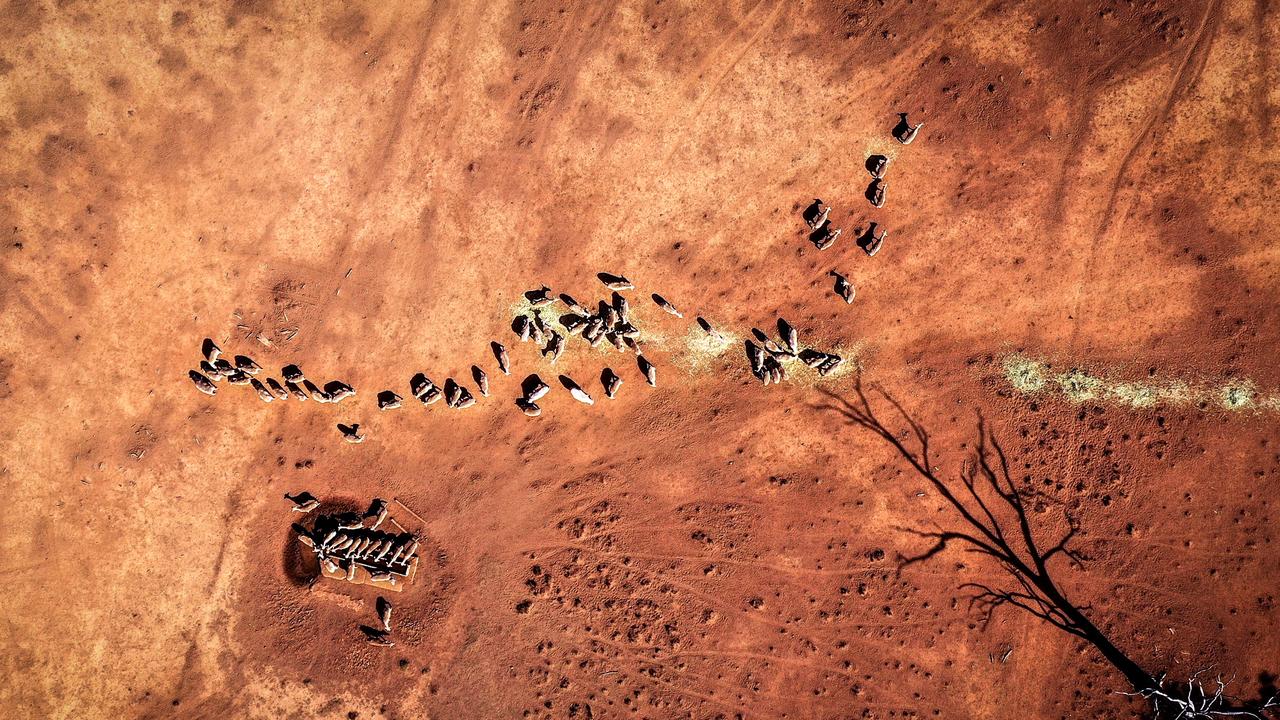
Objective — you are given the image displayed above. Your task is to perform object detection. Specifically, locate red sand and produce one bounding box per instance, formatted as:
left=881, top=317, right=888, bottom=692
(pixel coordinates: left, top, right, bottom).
left=1, top=1, right=1277, bottom=718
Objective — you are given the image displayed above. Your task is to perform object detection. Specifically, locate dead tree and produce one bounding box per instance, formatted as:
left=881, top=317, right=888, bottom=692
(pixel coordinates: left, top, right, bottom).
left=820, top=380, right=1278, bottom=720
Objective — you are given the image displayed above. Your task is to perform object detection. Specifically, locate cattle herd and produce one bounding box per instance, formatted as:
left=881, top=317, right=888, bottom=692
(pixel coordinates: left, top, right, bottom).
left=187, top=338, right=355, bottom=404
left=187, top=113, right=926, bottom=437
left=807, top=112, right=922, bottom=292
left=187, top=113, right=925, bottom=442
left=183, top=113, right=925, bottom=649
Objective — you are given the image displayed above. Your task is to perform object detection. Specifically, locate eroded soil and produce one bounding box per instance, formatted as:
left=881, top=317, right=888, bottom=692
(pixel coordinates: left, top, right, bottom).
left=1, top=1, right=1278, bottom=718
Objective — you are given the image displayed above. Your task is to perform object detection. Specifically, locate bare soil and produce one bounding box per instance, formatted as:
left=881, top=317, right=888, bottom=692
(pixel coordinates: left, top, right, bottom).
left=1, top=1, right=1278, bottom=718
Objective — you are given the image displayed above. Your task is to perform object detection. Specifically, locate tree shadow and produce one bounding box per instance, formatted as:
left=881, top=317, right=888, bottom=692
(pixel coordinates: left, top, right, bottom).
left=815, top=378, right=1278, bottom=719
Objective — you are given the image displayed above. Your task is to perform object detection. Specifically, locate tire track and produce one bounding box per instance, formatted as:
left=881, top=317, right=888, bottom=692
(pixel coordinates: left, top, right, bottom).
left=509, top=0, right=586, bottom=121
left=523, top=2, right=621, bottom=152
left=1253, top=0, right=1274, bottom=141
left=668, top=649, right=862, bottom=680
left=1093, top=0, right=1223, bottom=241
left=668, top=0, right=786, bottom=148
left=525, top=542, right=889, bottom=578
left=1045, top=20, right=1177, bottom=232
left=1066, top=0, right=1224, bottom=351
left=681, top=0, right=772, bottom=91
left=295, top=0, right=449, bottom=347
left=572, top=637, right=761, bottom=716
left=607, top=0, right=785, bottom=233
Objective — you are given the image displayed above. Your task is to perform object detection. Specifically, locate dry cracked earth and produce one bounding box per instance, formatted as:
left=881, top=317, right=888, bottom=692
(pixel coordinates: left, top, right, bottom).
left=2, top=0, right=1279, bottom=718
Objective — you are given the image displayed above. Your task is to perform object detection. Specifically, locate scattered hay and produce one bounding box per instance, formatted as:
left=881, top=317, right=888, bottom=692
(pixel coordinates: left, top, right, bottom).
left=1108, top=382, right=1157, bottom=408
left=511, top=292, right=859, bottom=387
left=507, top=297, right=570, bottom=328
left=1000, top=354, right=1279, bottom=415
left=676, top=326, right=737, bottom=373
left=1003, top=354, right=1048, bottom=394
left=1157, top=381, right=1193, bottom=406
left=1219, top=382, right=1256, bottom=410
left=1055, top=369, right=1103, bottom=403
left=818, top=344, right=862, bottom=381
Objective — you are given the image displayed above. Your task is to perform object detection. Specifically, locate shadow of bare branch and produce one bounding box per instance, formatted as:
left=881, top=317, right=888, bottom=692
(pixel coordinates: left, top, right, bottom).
left=817, top=378, right=1279, bottom=719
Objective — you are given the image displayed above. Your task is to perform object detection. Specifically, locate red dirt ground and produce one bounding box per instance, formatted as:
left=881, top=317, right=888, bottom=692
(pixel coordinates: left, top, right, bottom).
left=1, top=1, right=1278, bottom=718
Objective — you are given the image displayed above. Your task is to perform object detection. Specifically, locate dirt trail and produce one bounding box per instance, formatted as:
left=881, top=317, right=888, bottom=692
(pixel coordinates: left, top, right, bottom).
left=1, top=1, right=1277, bottom=718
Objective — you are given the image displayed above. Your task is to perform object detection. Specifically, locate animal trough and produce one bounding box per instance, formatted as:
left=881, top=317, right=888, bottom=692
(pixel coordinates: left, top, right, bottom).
left=293, top=499, right=420, bottom=592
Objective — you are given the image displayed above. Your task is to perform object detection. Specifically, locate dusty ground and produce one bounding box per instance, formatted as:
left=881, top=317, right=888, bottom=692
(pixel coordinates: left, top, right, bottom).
left=2, top=0, right=1279, bottom=718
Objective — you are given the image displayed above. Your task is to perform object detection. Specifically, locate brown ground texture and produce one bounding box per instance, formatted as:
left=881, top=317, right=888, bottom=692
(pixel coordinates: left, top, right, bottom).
left=2, top=0, right=1279, bottom=718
